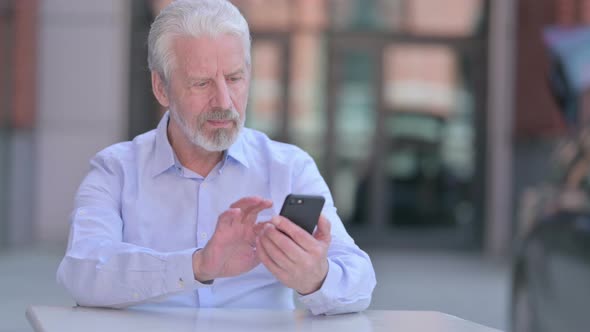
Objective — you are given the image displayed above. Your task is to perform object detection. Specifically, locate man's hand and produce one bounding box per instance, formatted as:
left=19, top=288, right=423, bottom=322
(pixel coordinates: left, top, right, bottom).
left=255, top=215, right=331, bottom=295
left=193, top=196, right=272, bottom=282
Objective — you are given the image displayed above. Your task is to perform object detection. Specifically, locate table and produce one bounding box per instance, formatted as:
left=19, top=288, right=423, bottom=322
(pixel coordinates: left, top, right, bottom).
left=26, top=305, right=503, bottom=332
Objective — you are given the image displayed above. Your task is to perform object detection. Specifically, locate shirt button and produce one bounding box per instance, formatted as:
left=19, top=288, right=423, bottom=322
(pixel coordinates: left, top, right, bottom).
left=200, top=232, right=208, bottom=240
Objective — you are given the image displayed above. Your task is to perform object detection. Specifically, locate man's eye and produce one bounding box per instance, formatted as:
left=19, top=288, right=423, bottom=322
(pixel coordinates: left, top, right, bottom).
left=228, top=76, right=242, bottom=82
left=194, top=81, right=209, bottom=88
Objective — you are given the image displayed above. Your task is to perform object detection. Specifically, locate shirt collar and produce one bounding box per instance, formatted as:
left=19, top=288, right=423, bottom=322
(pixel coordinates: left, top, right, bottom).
left=152, top=111, right=178, bottom=177
left=225, top=130, right=250, bottom=169
left=152, top=111, right=250, bottom=177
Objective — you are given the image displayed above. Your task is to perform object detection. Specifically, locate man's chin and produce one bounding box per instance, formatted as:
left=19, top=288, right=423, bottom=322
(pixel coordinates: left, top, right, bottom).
left=194, top=128, right=240, bottom=152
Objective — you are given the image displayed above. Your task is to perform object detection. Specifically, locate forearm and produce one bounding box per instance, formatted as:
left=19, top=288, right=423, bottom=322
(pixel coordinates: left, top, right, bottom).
left=57, top=241, right=207, bottom=308
left=298, top=244, right=376, bottom=315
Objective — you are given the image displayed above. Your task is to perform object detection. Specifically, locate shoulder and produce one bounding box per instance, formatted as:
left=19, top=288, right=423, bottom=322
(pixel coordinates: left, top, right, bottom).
left=240, top=128, right=313, bottom=165
left=92, top=129, right=156, bottom=166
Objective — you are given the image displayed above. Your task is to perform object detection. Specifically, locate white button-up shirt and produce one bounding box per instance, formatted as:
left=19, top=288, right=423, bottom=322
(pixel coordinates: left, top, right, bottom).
left=57, top=112, right=376, bottom=315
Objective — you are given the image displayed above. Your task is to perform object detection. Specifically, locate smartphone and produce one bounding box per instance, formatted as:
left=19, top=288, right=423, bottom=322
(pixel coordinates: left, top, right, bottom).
left=279, top=194, right=325, bottom=234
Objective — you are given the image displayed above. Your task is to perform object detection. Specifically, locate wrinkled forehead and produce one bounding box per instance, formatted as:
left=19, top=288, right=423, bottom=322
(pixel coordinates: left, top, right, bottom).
left=170, top=34, right=248, bottom=78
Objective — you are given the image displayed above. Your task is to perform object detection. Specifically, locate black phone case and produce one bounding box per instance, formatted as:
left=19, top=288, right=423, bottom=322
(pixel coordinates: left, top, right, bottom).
left=279, top=194, right=325, bottom=234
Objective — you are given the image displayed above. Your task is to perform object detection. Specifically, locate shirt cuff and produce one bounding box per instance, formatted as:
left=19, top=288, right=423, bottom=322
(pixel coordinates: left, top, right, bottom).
left=297, top=259, right=343, bottom=315
left=164, top=248, right=214, bottom=293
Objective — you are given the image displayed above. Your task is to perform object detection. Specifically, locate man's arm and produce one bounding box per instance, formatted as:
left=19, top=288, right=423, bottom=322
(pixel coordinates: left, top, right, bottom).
left=56, top=153, right=209, bottom=308
left=297, top=219, right=376, bottom=315
left=259, top=152, right=376, bottom=315
left=57, top=152, right=272, bottom=308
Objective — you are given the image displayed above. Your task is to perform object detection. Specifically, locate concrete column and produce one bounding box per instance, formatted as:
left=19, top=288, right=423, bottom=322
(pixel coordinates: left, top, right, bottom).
left=35, top=0, right=131, bottom=245
left=485, top=0, right=516, bottom=257
left=6, top=0, right=37, bottom=247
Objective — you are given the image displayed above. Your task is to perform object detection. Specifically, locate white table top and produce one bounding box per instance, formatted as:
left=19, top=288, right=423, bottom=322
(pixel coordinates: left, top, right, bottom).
left=26, top=305, right=503, bottom=332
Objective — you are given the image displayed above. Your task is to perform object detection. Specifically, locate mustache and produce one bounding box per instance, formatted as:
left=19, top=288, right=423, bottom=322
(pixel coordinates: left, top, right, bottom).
left=202, top=108, right=239, bottom=121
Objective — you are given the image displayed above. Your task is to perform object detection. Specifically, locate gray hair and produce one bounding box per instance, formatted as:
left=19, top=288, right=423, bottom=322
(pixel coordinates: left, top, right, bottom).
left=148, top=0, right=251, bottom=83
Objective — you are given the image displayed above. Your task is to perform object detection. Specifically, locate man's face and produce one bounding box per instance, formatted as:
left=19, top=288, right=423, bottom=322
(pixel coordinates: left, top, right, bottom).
left=162, top=34, right=249, bottom=151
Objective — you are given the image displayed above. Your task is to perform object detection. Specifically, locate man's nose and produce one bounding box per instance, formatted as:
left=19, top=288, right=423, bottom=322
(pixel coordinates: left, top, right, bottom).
left=212, top=80, right=232, bottom=109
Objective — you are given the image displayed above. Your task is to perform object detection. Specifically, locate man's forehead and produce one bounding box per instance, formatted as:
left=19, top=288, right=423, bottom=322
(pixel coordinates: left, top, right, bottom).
left=180, top=61, right=246, bottom=78
left=171, top=35, right=246, bottom=72
left=172, top=34, right=244, bottom=55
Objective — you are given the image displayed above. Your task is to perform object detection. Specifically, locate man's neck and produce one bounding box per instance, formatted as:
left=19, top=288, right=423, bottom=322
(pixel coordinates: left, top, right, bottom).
left=167, top=121, right=223, bottom=178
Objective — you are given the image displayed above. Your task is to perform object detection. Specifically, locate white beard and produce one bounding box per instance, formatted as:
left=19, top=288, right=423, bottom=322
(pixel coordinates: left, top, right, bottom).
left=170, top=107, right=244, bottom=152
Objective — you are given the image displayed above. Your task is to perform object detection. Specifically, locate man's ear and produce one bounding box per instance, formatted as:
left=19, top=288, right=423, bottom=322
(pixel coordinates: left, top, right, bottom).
left=152, top=71, right=170, bottom=107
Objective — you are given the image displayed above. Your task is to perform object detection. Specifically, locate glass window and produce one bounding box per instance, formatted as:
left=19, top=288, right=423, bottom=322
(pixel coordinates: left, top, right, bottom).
left=329, top=0, right=404, bottom=31
left=375, top=44, right=476, bottom=226
left=333, top=50, right=377, bottom=222
left=384, top=45, right=457, bottom=116
left=405, top=0, right=484, bottom=36
left=233, top=0, right=292, bottom=31
left=328, top=0, right=485, bottom=36
left=247, top=41, right=285, bottom=138
left=289, top=33, right=326, bottom=159
left=135, top=0, right=489, bottom=247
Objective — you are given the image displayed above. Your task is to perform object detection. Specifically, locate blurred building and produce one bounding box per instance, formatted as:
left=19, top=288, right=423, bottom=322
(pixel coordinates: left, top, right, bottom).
left=513, top=0, right=590, bottom=242
left=0, top=0, right=529, bottom=256
left=135, top=0, right=492, bottom=250
left=1, top=0, right=39, bottom=246
left=1, top=0, right=130, bottom=246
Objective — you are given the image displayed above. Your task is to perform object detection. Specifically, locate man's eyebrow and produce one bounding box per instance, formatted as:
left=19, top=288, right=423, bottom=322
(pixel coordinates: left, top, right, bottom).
left=187, top=75, right=209, bottom=83
left=186, top=69, right=245, bottom=82
left=225, top=68, right=245, bottom=76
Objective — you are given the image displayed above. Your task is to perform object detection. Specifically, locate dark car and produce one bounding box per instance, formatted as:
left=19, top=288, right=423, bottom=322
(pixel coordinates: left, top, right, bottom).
left=511, top=210, right=590, bottom=332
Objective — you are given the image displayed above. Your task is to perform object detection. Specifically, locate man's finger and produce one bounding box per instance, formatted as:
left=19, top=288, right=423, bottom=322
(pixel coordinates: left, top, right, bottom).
left=230, top=196, right=263, bottom=209
left=270, top=216, right=316, bottom=251
left=231, top=197, right=272, bottom=223
left=264, top=225, right=305, bottom=263
left=313, top=215, right=331, bottom=244
left=256, top=236, right=288, bottom=279
left=253, top=222, right=267, bottom=235
left=218, top=208, right=242, bottom=228
left=258, top=225, right=295, bottom=270
left=245, top=200, right=272, bottom=223
left=230, top=196, right=272, bottom=210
